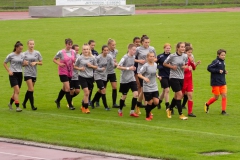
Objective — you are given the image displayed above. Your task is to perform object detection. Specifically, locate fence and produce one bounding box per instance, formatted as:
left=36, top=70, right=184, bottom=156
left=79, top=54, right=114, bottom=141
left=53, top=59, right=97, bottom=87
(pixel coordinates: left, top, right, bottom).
left=0, top=0, right=240, bottom=10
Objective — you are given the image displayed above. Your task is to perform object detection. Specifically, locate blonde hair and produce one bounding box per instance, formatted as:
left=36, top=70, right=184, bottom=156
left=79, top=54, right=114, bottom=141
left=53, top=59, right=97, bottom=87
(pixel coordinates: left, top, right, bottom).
left=147, top=52, right=155, bottom=58
left=107, top=38, right=115, bottom=45
left=82, top=43, right=93, bottom=57
left=27, top=39, right=34, bottom=44
left=163, top=43, right=171, bottom=49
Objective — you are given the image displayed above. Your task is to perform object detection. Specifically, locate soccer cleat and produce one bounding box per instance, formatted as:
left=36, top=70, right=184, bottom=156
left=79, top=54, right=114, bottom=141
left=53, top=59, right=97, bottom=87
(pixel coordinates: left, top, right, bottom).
left=8, top=104, right=13, bottom=110
left=16, top=107, right=22, bottom=112
left=179, top=114, right=188, bottom=120
left=188, top=113, right=196, bottom=117
left=118, top=112, right=123, bottom=117
left=67, top=101, right=73, bottom=108
left=55, top=100, right=60, bottom=109
left=149, top=113, right=153, bottom=120
left=88, top=101, right=92, bottom=106
left=112, top=104, right=120, bottom=108
left=31, top=106, right=37, bottom=111
left=204, top=103, right=209, bottom=113
left=166, top=108, right=172, bottom=118
left=91, top=102, right=95, bottom=109
left=69, top=106, right=75, bottom=110
left=105, top=107, right=111, bottom=111
left=221, top=111, right=228, bottom=115
left=135, top=107, right=141, bottom=115
left=96, top=101, right=100, bottom=107
left=22, top=103, right=26, bottom=109
left=81, top=106, right=85, bottom=113
left=145, top=117, right=152, bottom=121
left=85, top=108, right=90, bottom=114
left=130, top=113, right=139, bottom=117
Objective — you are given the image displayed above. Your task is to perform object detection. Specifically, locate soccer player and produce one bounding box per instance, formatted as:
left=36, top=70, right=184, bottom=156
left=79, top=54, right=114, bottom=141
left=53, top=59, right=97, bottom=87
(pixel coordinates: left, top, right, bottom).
left=182, top=46, right=201, bottom=117
left=156, top=43, right=171, bottom=110
left=3, top=41, right=28, bottom=112
left=204, top=49, right=228, bottom=115
left=138, top=52, right=161, bottom=121
left=74, top=44, right=97, bottom=114
left=91, top=45, right=113, bottom=111
left=53, top=38, right=75, bottom=110
left=163, top=42, right=188, bottom=120
left=133, top=37, right=141, bottom=95
left=117, top=44, right=139, bottom=117
left=135, top=35, right=156, bottom=114
left=22, top=40, right=43, bottom=110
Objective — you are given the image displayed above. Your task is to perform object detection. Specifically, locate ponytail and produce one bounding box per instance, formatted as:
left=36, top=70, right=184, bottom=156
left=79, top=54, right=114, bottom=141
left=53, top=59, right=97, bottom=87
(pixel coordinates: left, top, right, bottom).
left=13, top=41, right=23, bottom=52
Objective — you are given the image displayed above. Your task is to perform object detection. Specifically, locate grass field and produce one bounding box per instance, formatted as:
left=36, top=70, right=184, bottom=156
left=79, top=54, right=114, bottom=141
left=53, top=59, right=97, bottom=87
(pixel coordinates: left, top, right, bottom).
left=0, top=12, right=240, bottom=160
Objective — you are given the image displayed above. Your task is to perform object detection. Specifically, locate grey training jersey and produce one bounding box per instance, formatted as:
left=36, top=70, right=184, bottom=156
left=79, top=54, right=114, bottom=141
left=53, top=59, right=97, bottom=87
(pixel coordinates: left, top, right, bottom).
left=4, top=52, right=24, bottom=72
left=94, top=54, right=113, bottom=81
left=55, top=49, right=76, bottom=60
left=72, top=54, right=80, bottom=80
left=107, top=49, right=118, bottom=74
left=164, top=52, right=188, bottom=79
left=118, top=54, right=136, bottom=83
left=75, top=55, right=97, bottom=78
left=23, top=50, right=43, bottom=77
left=139, top=63, right=158, bottom=92
left=136, top=46, right=156, bottom=73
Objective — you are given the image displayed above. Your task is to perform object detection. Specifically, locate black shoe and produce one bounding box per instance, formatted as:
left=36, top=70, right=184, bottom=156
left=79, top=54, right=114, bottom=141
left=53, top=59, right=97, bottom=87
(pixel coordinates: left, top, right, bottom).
left=88, top=101, right=92, bottom=106
left=55, top=100, right=60, bottom=109
left=157, top=103, right=161, bottom=109
left=221, top=111, right=228, bottom=115
left=31, top=106, right=37, bottom=111
left=22, top=103, right=26, bottom=109
left=188, top=113, right=196, bottom=117
left=69, top=106, right=75, bottom=110
left=182, top=106, right=187, bottom=109
left=112, top=104, right=120, bottom=108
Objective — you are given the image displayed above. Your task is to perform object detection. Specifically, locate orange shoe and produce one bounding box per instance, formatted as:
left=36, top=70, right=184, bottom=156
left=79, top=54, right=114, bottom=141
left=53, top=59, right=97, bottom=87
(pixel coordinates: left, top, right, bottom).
left=149, top=114, right=153, bottom=120
left=81, top=106, right=85, bottom=113
left=145, top=117, right=151, bottom=121
left=85, top=108, right=90, bottom=114
left=130, top=113, right=139, bottom=117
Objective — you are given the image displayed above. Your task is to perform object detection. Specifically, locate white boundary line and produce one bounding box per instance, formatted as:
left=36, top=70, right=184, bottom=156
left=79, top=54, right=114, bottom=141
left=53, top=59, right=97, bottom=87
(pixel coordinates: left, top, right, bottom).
left=0, top=151, right=49, bottom=160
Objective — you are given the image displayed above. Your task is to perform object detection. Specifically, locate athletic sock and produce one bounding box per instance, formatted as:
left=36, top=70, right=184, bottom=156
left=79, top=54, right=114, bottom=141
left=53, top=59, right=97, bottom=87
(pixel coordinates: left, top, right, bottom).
left=101, top=94, right=108, bottom=108
left=176, top=100, right=182, bottom=115
left=57, top=89, right=65, bottom=102
left=182, top=95, right=188, bottom=107
left=92, top=92, right=102, bottom=104
left=165, top=102, right=169, bottom=110
left=71, top=92, right=78, bottom=98
left=15, top=100, right=19, bottom=107
left=137, top=101, right=142, bottom=107
left=169, top=98, right=176, bottom=109
left=159, top=99, right=162, bottom=104
left=28, top=91, right=34, bottom=108
left=10, top=97, right=15, bottom=105
left=84, top=103, right=88, bottom=109
left=188, top=100, right=193, bottom=114
left=222, top=97, right=227, bottom=111
left=145, top=104, right=151, bottom=118
left=65, top=92, right=73, bottom=108
left=23, top=91, right=29, bottom=105
left=89, top=89, right=93, bottom=102
left=206, top=97, right=217, bottom=106
left=119, top=99, right=125, bottom=110
left=112, top=89, right=117, bottom=105
left=151, top=103, right=157, bottom=111
left=131, top=98, right=137, bottom=110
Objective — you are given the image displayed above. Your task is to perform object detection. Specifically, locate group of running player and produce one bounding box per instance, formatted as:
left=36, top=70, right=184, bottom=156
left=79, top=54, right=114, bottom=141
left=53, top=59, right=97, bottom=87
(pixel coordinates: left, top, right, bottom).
left=3, top=35, right=228, bottom=120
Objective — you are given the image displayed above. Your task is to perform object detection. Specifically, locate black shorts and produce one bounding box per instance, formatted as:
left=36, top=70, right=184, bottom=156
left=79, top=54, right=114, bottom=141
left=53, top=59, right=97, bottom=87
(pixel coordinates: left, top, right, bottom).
left=144, top=91, right=159, bottom=101
left=24, top=76, right=37, bottom=82
left=96, top=80, right=107, bottom=90
left=107, top=73, right=117, bottom=82
left=170, top=78, right=183, bottom=92
left=160, top=77, right=170, bottom=89
left=70, top=80, right=80, bottom=90
left=79, top=76, right=94, bottom=90
left=138, top=77, right=143, bottom=87
left=119, top=81, right=138, bottom=95
left=9, top=72, right=23, bottom=88
left=59, top=75, right=71, bottom=82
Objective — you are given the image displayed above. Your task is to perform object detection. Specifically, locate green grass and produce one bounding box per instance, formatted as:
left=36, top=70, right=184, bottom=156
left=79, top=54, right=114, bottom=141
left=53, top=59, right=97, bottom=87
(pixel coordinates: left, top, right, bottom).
left=0, top=12, right=240, bottom=160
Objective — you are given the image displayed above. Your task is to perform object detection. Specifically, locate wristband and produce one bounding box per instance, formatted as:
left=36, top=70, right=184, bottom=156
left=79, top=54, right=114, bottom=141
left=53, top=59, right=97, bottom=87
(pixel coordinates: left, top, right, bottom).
left=126, top=67, right=129, bottom=70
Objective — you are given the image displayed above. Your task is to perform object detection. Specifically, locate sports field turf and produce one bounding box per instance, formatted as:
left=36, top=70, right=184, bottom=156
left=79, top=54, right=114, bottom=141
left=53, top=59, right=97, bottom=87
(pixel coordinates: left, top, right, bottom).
left=0, top=12, right=240, bottom=160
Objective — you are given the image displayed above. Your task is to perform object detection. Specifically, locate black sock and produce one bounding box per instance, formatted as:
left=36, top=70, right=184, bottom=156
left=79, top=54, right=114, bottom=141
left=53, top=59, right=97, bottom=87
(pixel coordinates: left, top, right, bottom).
left=159, top=100, right=162, bottom=104
left=57, top=89, right=65, bottom=102
left=169, top=98, right=176, bottom=109
left=176, top=100, right=182, bottom=115
left=151, top=103, right=157, bottom=111
left=71, top=92, right=78, bottom=98
left=28, top=91, right=34, bottom=108
left=112, top=89, right=117, bottom=105
left=10, top=98, right=14, bottom=105
left=182, top=95, right=188, bottom=107
left=165, top=102, right=169, bottom=110
left=145, top=104, right=151, bottom=118
left=89, top=89, right=93, bottom=102
left=15, top=102, right=19, bottom=107
left=65, top=92, right=73, bottom=108
left=131, top=98, right=137, bottom=110
left=101, top=94, right=108, bottom=108
left=137, top=101, right=142, bottom=107
left=84, top=103, right=88, bottom=109
left=23, top=91, right=29, bottom=105
left=92, top=92, right=102, bottom=104
left=119, top=99, right=125, bottom=110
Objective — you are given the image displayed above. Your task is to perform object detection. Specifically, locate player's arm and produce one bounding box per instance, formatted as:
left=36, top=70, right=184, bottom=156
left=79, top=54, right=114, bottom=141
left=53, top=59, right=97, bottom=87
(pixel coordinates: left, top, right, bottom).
left=207, top=60, right=220, bottom=73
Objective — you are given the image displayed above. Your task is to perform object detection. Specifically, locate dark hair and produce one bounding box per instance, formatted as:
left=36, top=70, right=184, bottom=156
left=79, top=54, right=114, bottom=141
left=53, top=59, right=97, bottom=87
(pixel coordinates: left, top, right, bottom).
left=176, top=42, right=185, bottom=52
left=141, top=35, right=149, bottom=43
left=217, top=49, right=226, bottom=55
left=72, top=44, right=79, bottom=50
left=88, top=40, right=95, bottom=45
left=13, top=41, right=23, bottom=52
left=133, top=37, right=140, bottom=43
left=102, top=45, right=108, bottom=52
left=185, top=42, right=191, bottom=47
left=128, top=43, right=136, bottom=49
left=65, top=38, right=73, bottom=44
left=185, top=46, right=193, bottom=52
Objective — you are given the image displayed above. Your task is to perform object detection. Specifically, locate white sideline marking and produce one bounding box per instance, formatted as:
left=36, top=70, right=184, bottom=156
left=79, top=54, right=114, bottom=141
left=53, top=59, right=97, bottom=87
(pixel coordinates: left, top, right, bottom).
left=0, top=151, right=49, bottom=160
left=26, top=111, right=240, bottom=139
